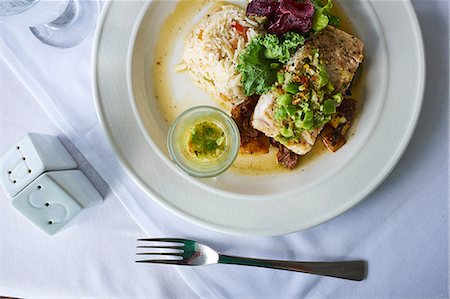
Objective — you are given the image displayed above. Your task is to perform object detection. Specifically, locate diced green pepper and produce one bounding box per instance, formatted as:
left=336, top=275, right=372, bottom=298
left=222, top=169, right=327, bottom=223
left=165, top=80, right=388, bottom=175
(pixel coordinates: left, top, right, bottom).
left=285, top=82, right=300, bottom=94
left=318, top=64, right=329, bottom=89
left=277, top=72, right=285, bottom=84
left=316, top=114, right=332, bottom=127
left=277, top=94, right=292, bottom=107
left=323, top=99, right=336, bottom=114
left=302, top=111, right=314, bottom=130
left=332, top=92, right=343, bottom=104
left=274, top=107, right=287, bottom=121
left=270, top=63, right=280, bottom=70
left=279, top=127, right=294, bottom=138
left=285, top=104, right=297, bottom=116
left=295, top=110, right=314, bottom=130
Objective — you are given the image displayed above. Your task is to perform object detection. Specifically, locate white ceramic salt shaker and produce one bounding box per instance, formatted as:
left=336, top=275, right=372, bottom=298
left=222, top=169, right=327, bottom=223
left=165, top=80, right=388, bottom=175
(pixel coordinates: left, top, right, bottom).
left=1, top=133, right=77, bottom=197
left=11, top=170, right=103, bottom=235
left=1, top=133, right=103, bottom=235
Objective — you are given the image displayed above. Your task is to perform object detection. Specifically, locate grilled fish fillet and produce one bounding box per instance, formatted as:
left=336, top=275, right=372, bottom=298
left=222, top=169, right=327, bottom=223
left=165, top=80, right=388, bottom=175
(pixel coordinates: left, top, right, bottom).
left=288, top=26, right=364, bottom=93
left=252, top=93, right=320, bottom=155
left=252, top=26, right=364, bottom=155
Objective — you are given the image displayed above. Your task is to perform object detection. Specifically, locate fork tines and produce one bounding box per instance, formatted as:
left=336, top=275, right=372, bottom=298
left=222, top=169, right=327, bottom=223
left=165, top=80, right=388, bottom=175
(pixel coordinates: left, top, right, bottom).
left=137, top=238, right=189, bottom=242
left=136, top=238, right=187, bottom=264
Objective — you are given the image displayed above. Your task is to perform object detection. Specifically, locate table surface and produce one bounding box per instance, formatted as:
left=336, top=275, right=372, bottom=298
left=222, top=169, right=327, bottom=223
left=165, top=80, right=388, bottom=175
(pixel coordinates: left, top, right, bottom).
left=1, top=0, right=449, bottom=298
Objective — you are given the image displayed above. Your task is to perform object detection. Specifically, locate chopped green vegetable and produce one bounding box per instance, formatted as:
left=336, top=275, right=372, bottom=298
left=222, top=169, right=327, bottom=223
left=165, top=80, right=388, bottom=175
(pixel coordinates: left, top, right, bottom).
left=272, top=47, right=343, bottom=141
left=277, top=72, right=285, bottom=84
left=323, top=99, right=336, bottom=114
left=279, top=127, right=294, bottom=138
left=285, top=104, right=297, bottom=116
left=332, top=92, right=343, bottom=104
left=277, top=94, right=292, bottom=106
left=312, top=0, right=339, bottom=32
left=274, top=107, right=287, bottom=121
left=260, top=32, right=305, bottom=63
left=314, top=114, right=332, bottom=128
left=298, top=110, right=314, bottom=130
left=238, top=33, right=305, bottom=95
left=317, top=64, right=329, bottom=89
left=270, top=63, right=280, bottom=69
left=285, top=82, right=300, bottom=94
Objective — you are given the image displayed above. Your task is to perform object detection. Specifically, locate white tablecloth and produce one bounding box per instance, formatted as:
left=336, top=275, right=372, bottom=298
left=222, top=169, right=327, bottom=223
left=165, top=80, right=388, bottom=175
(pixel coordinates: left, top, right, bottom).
left=1, top=1, right=449, bottom=298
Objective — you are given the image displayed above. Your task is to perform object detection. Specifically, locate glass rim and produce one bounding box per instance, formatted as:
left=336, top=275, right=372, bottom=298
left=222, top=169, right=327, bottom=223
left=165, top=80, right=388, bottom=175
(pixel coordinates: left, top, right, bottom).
left=167, top=106, right=240, bottom=178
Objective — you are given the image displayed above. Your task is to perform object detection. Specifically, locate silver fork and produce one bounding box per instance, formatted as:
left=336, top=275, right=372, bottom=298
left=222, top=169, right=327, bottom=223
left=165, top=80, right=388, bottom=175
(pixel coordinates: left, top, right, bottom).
left=136, top=238, right=367, bottom=281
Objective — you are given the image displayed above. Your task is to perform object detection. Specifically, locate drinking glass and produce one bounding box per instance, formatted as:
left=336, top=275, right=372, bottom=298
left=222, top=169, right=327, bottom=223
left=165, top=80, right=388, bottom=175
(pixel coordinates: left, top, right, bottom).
left=0, top=0, right=99, bottom=48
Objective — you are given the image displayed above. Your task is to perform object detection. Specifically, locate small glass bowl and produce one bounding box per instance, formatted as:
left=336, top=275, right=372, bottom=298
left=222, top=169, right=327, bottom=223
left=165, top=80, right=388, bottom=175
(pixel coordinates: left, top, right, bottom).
left=167, top=106, right=240, bottom=178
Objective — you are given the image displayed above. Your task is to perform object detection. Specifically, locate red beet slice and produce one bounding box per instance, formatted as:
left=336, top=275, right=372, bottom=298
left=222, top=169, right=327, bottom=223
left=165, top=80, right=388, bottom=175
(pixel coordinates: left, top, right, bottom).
left=246, top=0, right=278, bottom=18
left=269, top=0, right=314, bottom=35
left=246, top=0, right=314, bottom=35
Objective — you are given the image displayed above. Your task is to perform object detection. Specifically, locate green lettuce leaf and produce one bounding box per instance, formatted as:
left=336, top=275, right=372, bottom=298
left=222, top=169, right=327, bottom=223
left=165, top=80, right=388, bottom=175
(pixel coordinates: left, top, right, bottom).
left=260, top=32, right=305, bottom=63
left=312, top=0, right=340, bottom=32
left=238, top=33, right=305, bottom=96
left=237, top=40, right=277, bottom=96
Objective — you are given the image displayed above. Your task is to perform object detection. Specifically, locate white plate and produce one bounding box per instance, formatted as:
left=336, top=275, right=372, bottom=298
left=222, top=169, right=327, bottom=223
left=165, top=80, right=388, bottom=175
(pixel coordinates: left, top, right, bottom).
left=92, top=0, right=424, bottom=235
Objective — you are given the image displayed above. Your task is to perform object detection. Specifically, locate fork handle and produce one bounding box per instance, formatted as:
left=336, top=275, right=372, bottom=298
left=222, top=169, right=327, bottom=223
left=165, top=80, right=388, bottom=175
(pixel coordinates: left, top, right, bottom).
left=218, top=254, right=366, bottom=281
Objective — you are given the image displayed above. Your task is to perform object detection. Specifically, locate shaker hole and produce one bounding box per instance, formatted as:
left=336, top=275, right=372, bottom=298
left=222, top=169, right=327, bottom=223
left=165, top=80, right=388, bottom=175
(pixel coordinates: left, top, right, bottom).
left=28, top=169, right=32, bottom=173
left=48, top=221, right=53, bottom=225
left=16, top=146, right=20, bottom=150
left=22, top=157, right=26, bottom=160
left=37, top=185, right=42, bottom=190
left=45, top=203, right=49, bottom=207
left=13, top=180, right=16, bottom=184
left=8, top=171, right=12, bottom=174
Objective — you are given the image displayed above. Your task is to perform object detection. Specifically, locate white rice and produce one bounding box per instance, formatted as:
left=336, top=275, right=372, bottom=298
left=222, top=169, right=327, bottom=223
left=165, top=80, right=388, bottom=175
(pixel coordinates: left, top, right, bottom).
left=179, top=4, right=263, bottom=111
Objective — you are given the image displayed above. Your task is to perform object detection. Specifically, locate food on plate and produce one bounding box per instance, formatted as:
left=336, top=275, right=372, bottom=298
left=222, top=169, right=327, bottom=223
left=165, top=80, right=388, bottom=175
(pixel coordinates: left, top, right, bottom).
left=252, top=25, right=363, bottom=155
left=320, top=97, right=357, bottom=152
left=270, top=138, right=299, bottom=169
left=300, top=26, right=364, bottom=92
left=231, top=95, right=270, bottom=154
left=237, top=32, right=305, bottom=96
left=247, top=0, right=314, bottom=34
left=177, top=0, right=364, bottom=170
left=178, top=5, right=263, bottom=110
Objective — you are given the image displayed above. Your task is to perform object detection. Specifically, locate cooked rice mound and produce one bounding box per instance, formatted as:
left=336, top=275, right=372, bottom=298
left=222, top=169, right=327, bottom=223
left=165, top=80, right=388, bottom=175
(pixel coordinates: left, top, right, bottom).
left=179, top=4, right=263, bottom=111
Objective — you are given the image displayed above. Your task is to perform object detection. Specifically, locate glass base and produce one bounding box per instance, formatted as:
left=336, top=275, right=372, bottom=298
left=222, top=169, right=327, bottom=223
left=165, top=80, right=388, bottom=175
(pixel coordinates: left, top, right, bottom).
left=29, top=0, right=99, bottom=48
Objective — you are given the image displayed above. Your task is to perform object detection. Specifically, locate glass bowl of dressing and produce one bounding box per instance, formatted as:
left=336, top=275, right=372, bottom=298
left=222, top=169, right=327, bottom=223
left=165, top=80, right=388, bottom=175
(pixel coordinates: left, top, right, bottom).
left=167, top=106, right=240, bottom=178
